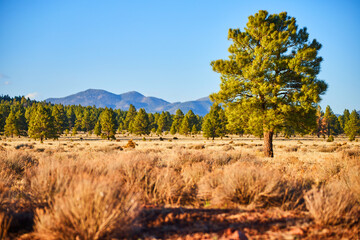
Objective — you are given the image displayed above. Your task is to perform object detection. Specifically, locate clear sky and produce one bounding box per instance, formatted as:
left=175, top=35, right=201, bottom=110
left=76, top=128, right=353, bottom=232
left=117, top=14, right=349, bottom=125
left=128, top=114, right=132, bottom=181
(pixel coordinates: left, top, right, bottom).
left=0, top=0, right=359, bottom=114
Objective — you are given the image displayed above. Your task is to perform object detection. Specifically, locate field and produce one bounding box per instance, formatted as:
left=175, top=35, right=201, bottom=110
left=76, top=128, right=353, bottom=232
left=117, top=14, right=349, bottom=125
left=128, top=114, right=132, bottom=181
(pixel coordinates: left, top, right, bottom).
left=0, top=134, right=359, bottom=239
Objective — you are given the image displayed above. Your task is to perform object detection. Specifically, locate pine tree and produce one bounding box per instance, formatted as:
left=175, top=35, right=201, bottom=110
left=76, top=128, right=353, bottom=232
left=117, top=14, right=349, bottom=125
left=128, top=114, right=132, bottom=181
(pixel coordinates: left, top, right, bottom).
left=170, top=109, right=184, bottom=135
left=4, top=110, right=19, bottom=137
left=156, top=112, right=167, bottom=135
left=202, top=104, right=227, bottom=140
left=100, top=108, right=117, bottom=140
left=52, top=104, right=66, bottom=136
left=211, top=10, right=327, bottom=157
left=132, top=108, right=150, bottom=135
left=124, top=104, right=137, bottom=132
left=94, top=120, right=101, bottom=136
left=28, top=104, right=57, bottom=142
left=344, top=110, right=360, bottom=141
left=179, top=115, right=190, bottom=136
left=323, top=105, right=341, bottom=136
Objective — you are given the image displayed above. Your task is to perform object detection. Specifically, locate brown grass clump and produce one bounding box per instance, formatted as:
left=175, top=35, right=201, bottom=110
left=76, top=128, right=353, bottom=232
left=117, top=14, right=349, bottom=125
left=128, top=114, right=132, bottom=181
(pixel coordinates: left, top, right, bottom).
left=198, top=162, right=306, bottom=209
left=0, top=212, right=11, bottom=240
left=33, top=177, right=139, bottom=239
left=304, top=181, right=359, bottom=225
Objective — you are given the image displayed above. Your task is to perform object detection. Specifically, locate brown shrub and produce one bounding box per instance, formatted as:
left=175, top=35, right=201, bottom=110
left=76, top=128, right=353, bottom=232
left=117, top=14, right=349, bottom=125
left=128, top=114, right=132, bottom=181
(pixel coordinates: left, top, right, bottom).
left=33, top=177, right=139, bottom=239
left=124, top=139, right=136, bottom=149
left=304, top=181, right=359, bottom=225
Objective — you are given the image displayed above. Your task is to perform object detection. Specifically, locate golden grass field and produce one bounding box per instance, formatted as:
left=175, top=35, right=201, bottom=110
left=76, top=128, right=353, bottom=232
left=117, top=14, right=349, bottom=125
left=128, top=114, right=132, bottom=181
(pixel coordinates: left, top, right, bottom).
left=0, top=134, right=359, bottom=239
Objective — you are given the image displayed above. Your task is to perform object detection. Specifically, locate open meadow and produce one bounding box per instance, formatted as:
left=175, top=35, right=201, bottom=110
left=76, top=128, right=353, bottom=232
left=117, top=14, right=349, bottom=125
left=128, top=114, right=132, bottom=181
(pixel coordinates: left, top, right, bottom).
left=0, top=134, right=359, bottom=239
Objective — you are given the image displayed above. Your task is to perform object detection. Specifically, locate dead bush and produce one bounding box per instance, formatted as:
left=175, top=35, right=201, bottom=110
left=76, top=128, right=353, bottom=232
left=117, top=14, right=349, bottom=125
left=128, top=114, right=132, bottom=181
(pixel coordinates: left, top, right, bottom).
left=33, top=177, right=139, bottom=239
left=304, top=181, right=359, bottom=225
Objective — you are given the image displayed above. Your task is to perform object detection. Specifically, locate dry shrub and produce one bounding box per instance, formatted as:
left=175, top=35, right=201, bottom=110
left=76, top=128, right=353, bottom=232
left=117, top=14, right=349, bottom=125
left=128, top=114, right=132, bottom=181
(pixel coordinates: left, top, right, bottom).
left=33, top=176, right=139, bottom=239
left=14, top=143, right=34, bottom=150
left=304, top=181, right=359, bottom=225
left=124, top=139, right=136, bottom=149
left=284, top=146, right=300, bottom=152
left=0, top=151, right=37, bottom=177
left=344, top=165, right=360, bottom=203
left=222, top=145, right=234, bottom=151
left=117, top=155, right=184, bottom=205
left=199, top=162, right=306, bottom=209
left=181, top=162, right=210, bottom=204
left=318, top=146, right=338, bottom=153
left=27, top=156, right=108, bottom=206
left=0, top=212, right=11, bottom=240
left=189, top=144, right=205, bottom=150
left=342, top=149, right=360, bottom=158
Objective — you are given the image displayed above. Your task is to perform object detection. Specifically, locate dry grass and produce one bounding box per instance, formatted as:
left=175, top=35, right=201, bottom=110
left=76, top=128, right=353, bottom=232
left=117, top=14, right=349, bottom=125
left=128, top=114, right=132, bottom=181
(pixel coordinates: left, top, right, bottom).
left=33, top=177, right=139, bottom=240
left=304, top=181, right=359, bottom=225
left=0, top=135, right=359, bottom=238
left=0, top=212, right=11, bottom=240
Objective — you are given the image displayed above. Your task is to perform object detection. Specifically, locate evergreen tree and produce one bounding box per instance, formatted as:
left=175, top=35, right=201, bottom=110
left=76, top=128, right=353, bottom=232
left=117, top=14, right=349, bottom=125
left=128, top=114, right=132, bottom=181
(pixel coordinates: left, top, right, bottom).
left=170, top=109, right=184, bottom=135
left=94, top=120, right=101, bottom=136
left=81, top=108, right=94, bottom=133
left=156, top=112, right=167, bottom=135
left=4, top=110, right=19, bottom=137
left=323, top=105, right=341, bottom=136
left=132, top=108, right=150, bottom=135
left=185, top=110, right=197, bottom=131
left=202, top=104, right=227, bottom=140
left=0, top=103, right=10, bottom=134
left=344, top=110, right=360, bottom=141
left=99, top=108, right=117, bottom=140
left=124, top=104, right=137, bottom=132
left=179, top=115, right=190, bottom=136
left=28, top=104, right=57, bottom=142
left=13, top=104, right=27, bottom=136
left=211, top=10, right=327, bottom=157
left=66, top=106, right=76, bottom=130
left=52, top=104, right=66, bottom=136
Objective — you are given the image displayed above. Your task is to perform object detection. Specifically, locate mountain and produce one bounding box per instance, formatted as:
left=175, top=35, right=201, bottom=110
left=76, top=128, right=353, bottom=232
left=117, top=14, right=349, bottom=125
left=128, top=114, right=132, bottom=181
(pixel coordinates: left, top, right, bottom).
left=46, top=89, right=213, bottom=116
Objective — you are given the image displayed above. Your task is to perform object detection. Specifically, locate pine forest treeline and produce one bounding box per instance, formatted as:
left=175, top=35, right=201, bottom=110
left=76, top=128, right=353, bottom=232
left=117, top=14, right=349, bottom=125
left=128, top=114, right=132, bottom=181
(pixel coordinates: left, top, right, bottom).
left=0, top=95, right=359, bottom=141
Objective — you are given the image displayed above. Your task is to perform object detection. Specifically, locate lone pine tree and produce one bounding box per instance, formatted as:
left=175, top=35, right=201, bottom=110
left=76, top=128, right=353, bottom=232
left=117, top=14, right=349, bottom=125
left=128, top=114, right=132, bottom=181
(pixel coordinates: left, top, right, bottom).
left=211, top=10, right=327, bottom=157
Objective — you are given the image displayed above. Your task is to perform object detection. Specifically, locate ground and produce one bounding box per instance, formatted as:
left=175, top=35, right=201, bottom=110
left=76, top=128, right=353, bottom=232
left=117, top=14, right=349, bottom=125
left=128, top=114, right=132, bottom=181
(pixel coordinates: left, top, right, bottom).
left=0, top=134, right=359, bottom=239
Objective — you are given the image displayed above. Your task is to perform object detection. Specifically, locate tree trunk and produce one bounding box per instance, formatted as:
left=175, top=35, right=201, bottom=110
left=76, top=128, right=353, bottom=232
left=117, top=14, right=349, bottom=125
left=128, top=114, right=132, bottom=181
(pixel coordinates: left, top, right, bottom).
left=263, top=131, right=274, bottom=157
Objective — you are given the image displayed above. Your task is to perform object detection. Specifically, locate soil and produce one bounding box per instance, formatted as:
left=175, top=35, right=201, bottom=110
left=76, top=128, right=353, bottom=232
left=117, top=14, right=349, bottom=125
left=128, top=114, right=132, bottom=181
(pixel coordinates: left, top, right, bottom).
left=134, top=206, right=359, bottom=240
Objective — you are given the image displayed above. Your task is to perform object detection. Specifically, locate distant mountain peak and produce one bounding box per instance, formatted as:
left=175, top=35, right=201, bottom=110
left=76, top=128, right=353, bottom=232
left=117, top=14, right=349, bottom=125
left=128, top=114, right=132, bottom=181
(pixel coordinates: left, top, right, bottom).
left=46, top=89, right=212, bottom=115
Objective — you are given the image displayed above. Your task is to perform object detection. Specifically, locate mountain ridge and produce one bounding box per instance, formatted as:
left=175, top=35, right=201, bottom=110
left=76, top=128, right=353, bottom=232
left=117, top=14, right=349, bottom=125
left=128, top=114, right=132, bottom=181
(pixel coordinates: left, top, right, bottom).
left=46, top=89, right=212, bottom=116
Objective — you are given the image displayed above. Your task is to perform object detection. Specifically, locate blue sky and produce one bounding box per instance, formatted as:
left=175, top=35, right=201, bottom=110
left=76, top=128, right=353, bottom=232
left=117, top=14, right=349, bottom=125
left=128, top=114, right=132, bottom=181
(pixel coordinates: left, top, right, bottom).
left=0, top=0, right=359, bottom=114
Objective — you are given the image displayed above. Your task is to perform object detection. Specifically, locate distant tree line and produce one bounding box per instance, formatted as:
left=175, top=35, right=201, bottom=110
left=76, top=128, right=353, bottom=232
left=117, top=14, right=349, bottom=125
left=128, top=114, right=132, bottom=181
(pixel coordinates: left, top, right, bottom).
left=0, top=95, right=359, bottom=141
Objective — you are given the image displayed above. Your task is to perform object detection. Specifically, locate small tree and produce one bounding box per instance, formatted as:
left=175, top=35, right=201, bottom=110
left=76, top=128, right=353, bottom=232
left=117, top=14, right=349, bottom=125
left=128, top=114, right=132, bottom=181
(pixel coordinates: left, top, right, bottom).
left=170, top=109, right=184, bottom=135
left=4, top=110, right=19, bottom=137
left=179, top=115, right=190, bottom=136
left=323, top=105, right=340, bottom=137
left=52, top=104, right=67, bottom=136
left=100, top=108, right=117, bottom=140
left=132, top=108, right=150, bottom=135
left=211, top=10, right=327, bottom=157
left=124, top=104, right=137, bottom=132
left=202, top=104, right=227, bottom=140
left=94, top=120, right=101, bottom=136
left=344, top=110, right=360, bottom=141
left=28, top=104, right=57, bottom=142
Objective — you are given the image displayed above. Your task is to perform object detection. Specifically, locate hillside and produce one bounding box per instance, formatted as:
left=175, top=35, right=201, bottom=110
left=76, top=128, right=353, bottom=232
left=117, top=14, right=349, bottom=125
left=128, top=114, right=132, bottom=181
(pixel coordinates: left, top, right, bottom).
left=46, top=89, right=212, bottom=115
